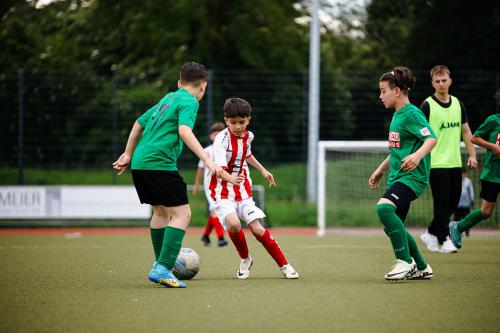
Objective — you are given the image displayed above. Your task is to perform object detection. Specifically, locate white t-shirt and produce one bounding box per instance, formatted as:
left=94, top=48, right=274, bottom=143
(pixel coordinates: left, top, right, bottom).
left=458, top=176, right=474, bottom=208
left=209, top=128, right=254, bottom=202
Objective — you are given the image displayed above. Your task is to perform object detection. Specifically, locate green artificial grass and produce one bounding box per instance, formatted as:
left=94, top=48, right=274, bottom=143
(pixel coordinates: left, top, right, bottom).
left=1, top=232, right=499, bottom=332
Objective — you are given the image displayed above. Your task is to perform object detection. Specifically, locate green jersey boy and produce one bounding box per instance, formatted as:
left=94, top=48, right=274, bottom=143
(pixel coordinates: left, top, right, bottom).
left=449, top=90, right=500, bottom=249
left=113, top=62, right=222, bottom=288
left=369, top=66, right=437, bottom=281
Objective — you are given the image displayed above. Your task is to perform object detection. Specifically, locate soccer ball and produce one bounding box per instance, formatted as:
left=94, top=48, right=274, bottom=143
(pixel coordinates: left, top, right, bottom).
left=172, top=248, right=201, bottom=280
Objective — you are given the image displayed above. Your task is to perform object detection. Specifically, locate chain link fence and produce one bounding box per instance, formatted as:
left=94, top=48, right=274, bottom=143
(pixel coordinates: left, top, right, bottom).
left=1, top=68, right=498, bottom=226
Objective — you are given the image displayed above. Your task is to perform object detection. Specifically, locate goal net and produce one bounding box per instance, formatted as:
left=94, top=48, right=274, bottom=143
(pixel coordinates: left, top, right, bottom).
left=316, top=141, right=496, bottom=236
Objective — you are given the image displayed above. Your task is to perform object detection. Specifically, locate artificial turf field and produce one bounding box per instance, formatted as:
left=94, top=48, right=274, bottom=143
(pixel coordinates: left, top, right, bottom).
left=1, top=229, right=499, bottom=333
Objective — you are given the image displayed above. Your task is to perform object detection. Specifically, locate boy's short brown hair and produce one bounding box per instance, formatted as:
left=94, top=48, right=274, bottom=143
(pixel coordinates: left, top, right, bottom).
left=223, top=97, right=252, bottom=118
left=180, top=62, right=208, bottom=85
left=430, top=65, right=450, bottom=78
left=210, top=122, right=225, bottom=133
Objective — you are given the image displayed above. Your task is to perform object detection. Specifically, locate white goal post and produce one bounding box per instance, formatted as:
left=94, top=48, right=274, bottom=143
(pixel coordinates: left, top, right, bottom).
left=316, top=141, right=488, bottom=237
left=317, top=141, right=387, bottom=236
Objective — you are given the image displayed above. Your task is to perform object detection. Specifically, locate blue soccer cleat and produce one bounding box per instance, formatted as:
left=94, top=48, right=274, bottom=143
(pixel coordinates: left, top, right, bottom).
left=449, top=221, right=462, bottom=249
left=148, top=262, right=186, bottom=288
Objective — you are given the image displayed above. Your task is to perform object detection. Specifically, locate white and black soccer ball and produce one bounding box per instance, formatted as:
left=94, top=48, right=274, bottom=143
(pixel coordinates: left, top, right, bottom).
left=172, top=248, right=201, bottom=280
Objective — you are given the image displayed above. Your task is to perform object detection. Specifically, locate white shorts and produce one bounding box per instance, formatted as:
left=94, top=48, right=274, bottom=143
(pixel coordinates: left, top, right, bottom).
left=214, top=197, right=266, bottom=229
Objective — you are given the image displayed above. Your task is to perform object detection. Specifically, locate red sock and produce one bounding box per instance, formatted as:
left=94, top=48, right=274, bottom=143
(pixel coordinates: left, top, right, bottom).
left=203, top=216, right=213, bottom=237
left=255, top=229, right=287, bottom=267
left=228, top=229, right=249, bottom=259
left=212, top=216, right=225, bottom=238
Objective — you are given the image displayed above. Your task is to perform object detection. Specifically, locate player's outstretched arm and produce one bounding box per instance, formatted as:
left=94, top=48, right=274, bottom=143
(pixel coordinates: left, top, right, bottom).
left=369, top=156, right=389, bottom=189
left=246, top=155, right=276, bottom=187
left=401, top=137, right=437, bottom=171
left=179, top=125, right=222, bottom=177
left=471, top=136, right=500, bottom=157
left=112, top=121, right=144, bottom=176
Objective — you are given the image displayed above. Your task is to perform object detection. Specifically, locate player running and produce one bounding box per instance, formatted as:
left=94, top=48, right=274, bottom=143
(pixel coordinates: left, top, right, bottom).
left=369, top=66, right=437, bottom=281
left=210, top=97, right=299, bottom=280
left=449, top=90, right=500, bottom=249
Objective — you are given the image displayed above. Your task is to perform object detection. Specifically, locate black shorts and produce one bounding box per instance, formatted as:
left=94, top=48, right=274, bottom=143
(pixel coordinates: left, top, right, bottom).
left=382, top=182, right=417, bottom=222
left=132, top=170, right=188, bottom=207
left=480, top=179, right=500, bottom=203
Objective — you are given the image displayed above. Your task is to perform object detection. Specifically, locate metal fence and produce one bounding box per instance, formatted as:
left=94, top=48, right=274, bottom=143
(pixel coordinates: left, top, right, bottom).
left=1, top=68, right=499, bottom=191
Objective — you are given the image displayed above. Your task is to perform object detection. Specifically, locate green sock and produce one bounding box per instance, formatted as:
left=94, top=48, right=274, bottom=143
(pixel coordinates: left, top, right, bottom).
left=158, top=226, right=185, bottom=270
left=458, top=209, right=486, bottom=233
left=376, top=204, right=412, bottom=264
left=150, top=227, right=166, bottom=261
left=406, top=230, right=427, bottom=270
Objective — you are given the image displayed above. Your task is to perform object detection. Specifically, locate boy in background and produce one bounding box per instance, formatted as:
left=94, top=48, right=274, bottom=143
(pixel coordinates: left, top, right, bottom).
left=453, top=168, right=474, bottom=237
left=419, top=65, right=477, bottom=254
left=193, top=122, right=228, bottom=247
left=449, top=90, right=500, bottom=249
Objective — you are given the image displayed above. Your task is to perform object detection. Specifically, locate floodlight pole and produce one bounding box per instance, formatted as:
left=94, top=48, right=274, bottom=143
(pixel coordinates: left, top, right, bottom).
left=307, top=0, right=320, bottom=203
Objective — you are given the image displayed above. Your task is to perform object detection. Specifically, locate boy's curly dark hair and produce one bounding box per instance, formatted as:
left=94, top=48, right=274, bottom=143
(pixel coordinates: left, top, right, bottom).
left=223, top=97, right=252, bottom=118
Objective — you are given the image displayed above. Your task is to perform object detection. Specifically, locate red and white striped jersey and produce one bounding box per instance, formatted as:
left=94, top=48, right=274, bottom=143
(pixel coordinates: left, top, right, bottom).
left=209, top=128, right=253, bottom=201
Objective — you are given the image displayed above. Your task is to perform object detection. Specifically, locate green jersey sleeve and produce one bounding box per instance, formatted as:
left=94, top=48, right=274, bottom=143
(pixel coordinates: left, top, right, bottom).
left=406, top=110, right=436, bottom=141
left=137, top=103, right=159, bottom=127
left=178, top=100, right=199, bottom=129
left=473, top=115, right=494, bottom=139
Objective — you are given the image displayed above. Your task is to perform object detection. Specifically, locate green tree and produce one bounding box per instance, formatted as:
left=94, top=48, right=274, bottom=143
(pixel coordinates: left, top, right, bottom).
left=365, top=0, right=500, bottom=70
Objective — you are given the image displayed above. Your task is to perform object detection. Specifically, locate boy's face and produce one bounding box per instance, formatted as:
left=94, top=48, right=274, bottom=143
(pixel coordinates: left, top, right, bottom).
left=195, top=81, right=208, bottom=101
left=224, top=116, right=251, bottom=137
left=379, top=80, right=397, bottom=109
left=209, top=131, right=220, bottom=142
left=431, top=73, right=452, bottom=95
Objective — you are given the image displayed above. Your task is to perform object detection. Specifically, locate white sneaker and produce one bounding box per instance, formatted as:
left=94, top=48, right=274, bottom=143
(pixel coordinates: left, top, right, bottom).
left=280, top=264, right=299, bottom=279
left=384, top=258, right=416, bottom=281
left=440, top=237, right=458, bottom=253
left=237, top=256, right=253, bottom=279
left=420, top=232, right=441, bottom=252
left=407, top=264, right=433, bottom=280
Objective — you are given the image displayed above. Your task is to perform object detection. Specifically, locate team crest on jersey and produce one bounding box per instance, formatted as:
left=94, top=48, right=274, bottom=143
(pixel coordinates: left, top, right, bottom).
left=419, top=127, right=431, bottom=136
left=496, top=132, right=500, bottom=145
left=388, top=131, right=400, bottom=148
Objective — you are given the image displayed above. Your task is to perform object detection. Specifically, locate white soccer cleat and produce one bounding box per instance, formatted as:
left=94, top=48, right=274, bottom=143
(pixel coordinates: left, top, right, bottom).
left=420, top=232, right=441, bottom=252
left=384, top=258, right=416, bottom=281
left=280, top=264, right=299, bottom=279
left=440, top=237, right=458, bottom=253
left=407, top=264, right=433, bottom=280
left=237, top=256, right=253, bottom=280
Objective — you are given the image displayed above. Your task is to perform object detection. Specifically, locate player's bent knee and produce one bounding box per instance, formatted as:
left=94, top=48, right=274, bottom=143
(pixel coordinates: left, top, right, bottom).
left=248, top=220, right=264, bottom=236
left=376, top=202, right=396, bottom=220
left=225, top=217, right=241, bottom=233
left=481, top=208, right=493, bottom=218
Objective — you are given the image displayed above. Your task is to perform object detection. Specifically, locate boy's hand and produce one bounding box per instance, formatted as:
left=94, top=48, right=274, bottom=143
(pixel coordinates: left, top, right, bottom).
left=467, top=156, right=478, bottom=169
left=192, top=184, right=200, bottom=195
left=493, top=145, right=500, bottom=158
left=231, top=173, right=245, bottom=185
left=401, top=153, right=422, bottom=171
left=206, top=160, right=223, bottom=177
left=262, top=171, right=276, bottom=188
left=112, top=153, right=131, bottom=176
left=369, top=170, right=383, bottom=189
